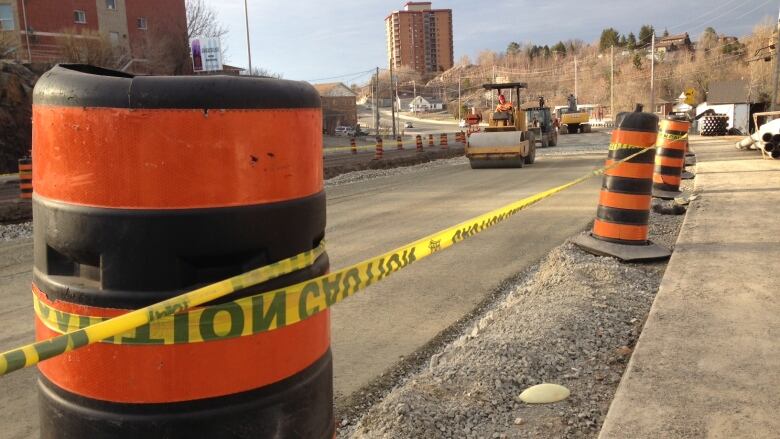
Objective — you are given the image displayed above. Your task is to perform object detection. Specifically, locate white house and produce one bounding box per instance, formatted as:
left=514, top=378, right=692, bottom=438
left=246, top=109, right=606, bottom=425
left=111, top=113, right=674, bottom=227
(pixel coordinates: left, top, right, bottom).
left=695, top=80, right=750, bottom=134
left=409, top=96, right=444, bottom=112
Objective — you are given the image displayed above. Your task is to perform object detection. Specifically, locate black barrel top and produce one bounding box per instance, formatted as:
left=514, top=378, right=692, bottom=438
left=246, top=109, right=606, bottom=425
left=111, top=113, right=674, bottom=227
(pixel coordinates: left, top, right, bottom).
left=33, top=64, right=321, bottom=110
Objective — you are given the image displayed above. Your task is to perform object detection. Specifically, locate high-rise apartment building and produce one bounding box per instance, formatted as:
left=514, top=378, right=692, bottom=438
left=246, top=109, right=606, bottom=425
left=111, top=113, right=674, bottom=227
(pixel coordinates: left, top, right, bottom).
left=385, top=2, right=453, bottom=75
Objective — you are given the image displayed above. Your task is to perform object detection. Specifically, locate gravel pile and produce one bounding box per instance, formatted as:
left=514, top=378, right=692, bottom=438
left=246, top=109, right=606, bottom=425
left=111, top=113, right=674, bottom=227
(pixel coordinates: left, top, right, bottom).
left=326, top=156, right=467, bottom=188
left=342, top=176, right=690, bottom=439
left=0, top=221, right=32, bottom=241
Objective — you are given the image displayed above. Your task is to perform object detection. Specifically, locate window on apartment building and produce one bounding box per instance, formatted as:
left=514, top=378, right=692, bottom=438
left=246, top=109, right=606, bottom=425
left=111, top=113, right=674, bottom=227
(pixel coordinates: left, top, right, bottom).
left=136, top=17, right=147, bottom=30
left=74, top=10, right=86, bottom=24
left=106, top=0, right=116, bottom=10
left=0, top=4, right=15, bottom=30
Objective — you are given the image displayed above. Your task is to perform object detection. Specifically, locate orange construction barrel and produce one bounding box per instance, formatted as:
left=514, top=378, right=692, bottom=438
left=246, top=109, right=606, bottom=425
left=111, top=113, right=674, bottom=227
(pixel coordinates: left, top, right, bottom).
left=573, top=107, right=671, bottom=262
left=32, top=65, right=333, bottom=438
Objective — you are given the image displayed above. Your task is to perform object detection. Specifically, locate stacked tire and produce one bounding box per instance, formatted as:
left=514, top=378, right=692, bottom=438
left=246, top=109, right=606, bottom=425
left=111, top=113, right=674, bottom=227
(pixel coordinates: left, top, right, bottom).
left=699, top=114, right=729, bottom=136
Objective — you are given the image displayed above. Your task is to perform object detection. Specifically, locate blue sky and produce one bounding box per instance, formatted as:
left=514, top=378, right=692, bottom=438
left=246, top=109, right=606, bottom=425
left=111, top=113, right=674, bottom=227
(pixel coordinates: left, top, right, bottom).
left=203, top=0, right=778, bottom=83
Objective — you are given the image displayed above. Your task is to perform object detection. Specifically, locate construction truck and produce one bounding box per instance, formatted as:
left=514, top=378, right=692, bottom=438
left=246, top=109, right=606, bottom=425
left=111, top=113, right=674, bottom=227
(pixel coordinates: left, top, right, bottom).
left=466, top=83, right=535, bottom=169
left=558, top=94, right=591, bottom=134
left=525, top=96, right=557, bottom=147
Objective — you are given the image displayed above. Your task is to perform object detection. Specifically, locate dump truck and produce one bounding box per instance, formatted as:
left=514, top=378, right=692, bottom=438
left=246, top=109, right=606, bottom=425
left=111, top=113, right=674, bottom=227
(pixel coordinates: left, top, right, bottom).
left=466, top=83, right=535, bottom=169
left=525, top=96, right=557, bottom=147
left=558, top=94, right=591, bottom=134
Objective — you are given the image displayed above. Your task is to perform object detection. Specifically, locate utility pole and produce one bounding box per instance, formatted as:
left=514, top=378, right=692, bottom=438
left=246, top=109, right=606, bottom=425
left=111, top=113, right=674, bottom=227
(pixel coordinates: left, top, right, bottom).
left=458, top=74, right=462, bottom=121
left=375, top=67, right=380, bottom=136
left=244, top=0, right=253, bottom=74
left=650, top=32, right=656, bottom=114
left=610, top=45, right=615, bottom=120
left=772, top=6, right=780, bottom=111
left=390, top=59, right=397, bottom=138
left=412, top=80, right=416, bottom=115
left=574, top=56, right=578, bottom=98
left=20, top=0, right=32, bottom=62
left=491, top=65, right=496, bottom=109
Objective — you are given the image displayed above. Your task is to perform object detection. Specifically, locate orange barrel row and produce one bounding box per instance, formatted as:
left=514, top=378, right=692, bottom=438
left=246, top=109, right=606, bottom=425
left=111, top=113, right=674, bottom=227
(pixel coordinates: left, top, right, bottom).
left=416, top=134, right=423, bottom=152
left=428, top=134, right=434, bottom=147
left=350, top=136, right=357, bottom=154
left=396, top=136, right=403, bottom=150
left=592, top=110, right=659, bottom=244
left=18, top=157, right=32, bottom=199
left=652, top=118, right=690, bottom=198
left=440, top=133, right=448, bottom=149
left=32, top=65, right=332, bottom=438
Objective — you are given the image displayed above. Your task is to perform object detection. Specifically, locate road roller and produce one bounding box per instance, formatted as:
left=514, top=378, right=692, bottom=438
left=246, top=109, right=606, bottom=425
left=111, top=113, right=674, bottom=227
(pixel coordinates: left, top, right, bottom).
left=466, top=83, right=535, bottom=169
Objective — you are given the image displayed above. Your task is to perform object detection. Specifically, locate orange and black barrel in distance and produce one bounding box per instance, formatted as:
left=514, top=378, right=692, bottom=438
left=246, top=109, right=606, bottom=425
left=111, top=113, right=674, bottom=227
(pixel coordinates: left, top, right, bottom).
left=652, top=119, right=690, bottom=199
left=350, top=136, right=357, bottom=154
left=428, top=133, right=434, bottom=147
left=440, top=133, right=448, bottom=148
left=592, top=110, right=657, bottom=245
left=18, top=157, right=32, bottom=199
left=32, top=65, right=332, bottom=438
left=416, top=134, right=423, bottom=152
left=374, top=136, right=383, bottom=159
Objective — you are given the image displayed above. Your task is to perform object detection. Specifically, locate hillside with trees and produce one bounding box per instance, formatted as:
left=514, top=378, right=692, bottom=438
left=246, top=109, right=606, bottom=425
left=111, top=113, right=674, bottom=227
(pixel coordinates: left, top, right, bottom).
left=383, top=21, right=774, bottom=119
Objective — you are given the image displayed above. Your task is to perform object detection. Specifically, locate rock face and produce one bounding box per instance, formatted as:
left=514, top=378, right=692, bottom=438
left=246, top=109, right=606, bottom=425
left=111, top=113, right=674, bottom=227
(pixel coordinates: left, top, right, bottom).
left=0, top=61, right=39, bottom=174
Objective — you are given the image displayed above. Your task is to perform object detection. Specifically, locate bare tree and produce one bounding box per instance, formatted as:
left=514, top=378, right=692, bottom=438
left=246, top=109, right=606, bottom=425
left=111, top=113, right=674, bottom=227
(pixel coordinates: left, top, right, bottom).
left=187, top=0, right=227, bottom=40
left=0, top=31, right=20, bottom=60
left=250, top=66, right=283, bottom=78
left=57, top=29, right=124, bottom=68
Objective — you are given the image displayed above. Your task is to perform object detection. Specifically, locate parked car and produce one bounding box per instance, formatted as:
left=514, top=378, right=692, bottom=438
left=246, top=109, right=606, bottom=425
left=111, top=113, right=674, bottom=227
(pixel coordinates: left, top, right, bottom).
left=404, top=121, right=414, bottom=128
left=334, top=126, right=356, bottom=136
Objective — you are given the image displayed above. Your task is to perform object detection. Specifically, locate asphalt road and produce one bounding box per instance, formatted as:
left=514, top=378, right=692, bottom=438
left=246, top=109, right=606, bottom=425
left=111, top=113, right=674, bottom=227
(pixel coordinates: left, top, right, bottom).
left=0, top=131, right=610, bottom=438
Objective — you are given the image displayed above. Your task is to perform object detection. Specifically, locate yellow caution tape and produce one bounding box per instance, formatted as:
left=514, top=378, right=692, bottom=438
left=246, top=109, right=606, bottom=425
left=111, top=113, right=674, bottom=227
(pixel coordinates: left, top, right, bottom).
left=0, top=243, right=325, bottom=376
left=658, top=131, right=688, bottom=142
left=1, top=146, right=653, bottom=375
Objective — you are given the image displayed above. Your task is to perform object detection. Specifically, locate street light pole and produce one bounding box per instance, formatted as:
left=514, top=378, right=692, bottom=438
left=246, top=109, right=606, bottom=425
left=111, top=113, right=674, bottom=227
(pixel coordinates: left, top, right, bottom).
left=458, top=74, right=462, bottom=121
left=771, top=6, right=780, bottom=111
left=20, top=0, right=32, bottom=62
left=610, top=45, right=614, bottom=120
left=244, top=0, right=253, bottom=74
left=650, top=32, right=656, bottom=113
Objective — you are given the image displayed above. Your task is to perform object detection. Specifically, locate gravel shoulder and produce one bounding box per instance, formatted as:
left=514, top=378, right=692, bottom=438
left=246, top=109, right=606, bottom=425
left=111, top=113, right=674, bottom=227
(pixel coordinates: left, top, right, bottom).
left=340, top=178, right=691, bottom=439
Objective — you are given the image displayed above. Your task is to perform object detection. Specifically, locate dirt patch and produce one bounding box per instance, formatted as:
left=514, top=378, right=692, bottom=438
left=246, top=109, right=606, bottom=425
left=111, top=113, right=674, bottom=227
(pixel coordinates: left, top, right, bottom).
left=338, top=180, right=691, bottom=438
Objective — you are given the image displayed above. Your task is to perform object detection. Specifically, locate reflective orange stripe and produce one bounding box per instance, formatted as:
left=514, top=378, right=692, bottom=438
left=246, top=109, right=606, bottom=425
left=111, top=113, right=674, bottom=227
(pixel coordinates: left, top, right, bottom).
left=33, top=107, right=323, bottom=209
left=19, top=164, right=33, bottom=171
left=655, top=156, right=684, bottom=167
left=34, top=285, right=330, bottom=404
left=598, top=190, right=651, bottom=210
left=593, top=219, right=648, bottom=241
left=654, top=174, right=681, bottom=185
left=604, top=160, right=655, bottom=179
left=611, top=130, right=657, bottom=147
left=660, top=119, right=690, bottom=132
left=20, top=183, right=33, bottom=189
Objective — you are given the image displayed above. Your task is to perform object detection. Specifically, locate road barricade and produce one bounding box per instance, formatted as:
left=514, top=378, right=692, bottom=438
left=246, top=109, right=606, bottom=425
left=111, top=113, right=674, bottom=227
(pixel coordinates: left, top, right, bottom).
left=18, top=157, right=32, bottom=199
left=652, top=119, right=690, bottom=199
left=28, top=64, right=333, bottom=438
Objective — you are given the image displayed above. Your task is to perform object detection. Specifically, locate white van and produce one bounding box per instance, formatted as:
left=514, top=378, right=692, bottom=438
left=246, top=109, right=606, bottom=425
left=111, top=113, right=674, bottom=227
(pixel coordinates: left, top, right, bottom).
left=335, top=126, right=356, bottom=136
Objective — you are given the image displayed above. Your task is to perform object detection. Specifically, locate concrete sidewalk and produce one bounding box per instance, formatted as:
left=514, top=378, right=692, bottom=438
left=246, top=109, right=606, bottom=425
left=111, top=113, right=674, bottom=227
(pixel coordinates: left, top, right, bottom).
left=600, top=137, right=780, bottom=438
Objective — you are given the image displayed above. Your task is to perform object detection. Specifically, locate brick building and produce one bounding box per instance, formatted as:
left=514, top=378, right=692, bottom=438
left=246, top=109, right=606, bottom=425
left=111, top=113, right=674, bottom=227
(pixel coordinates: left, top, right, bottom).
left=0, top=0, right=187, bottom=73
left=385, top=1, right=453, bottom=75
left=313, top=82, right=357, bottom=135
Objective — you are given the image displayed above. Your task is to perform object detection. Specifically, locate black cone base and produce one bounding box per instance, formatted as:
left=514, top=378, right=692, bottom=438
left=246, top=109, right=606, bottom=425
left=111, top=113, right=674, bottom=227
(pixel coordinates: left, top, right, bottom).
left=685, top=155, right=696, bottom=166
left=652, top=188, right=683, bottom=200
left=572, top=233, right=671, bottom=262
left=681, top=170, right=695, bottom=180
